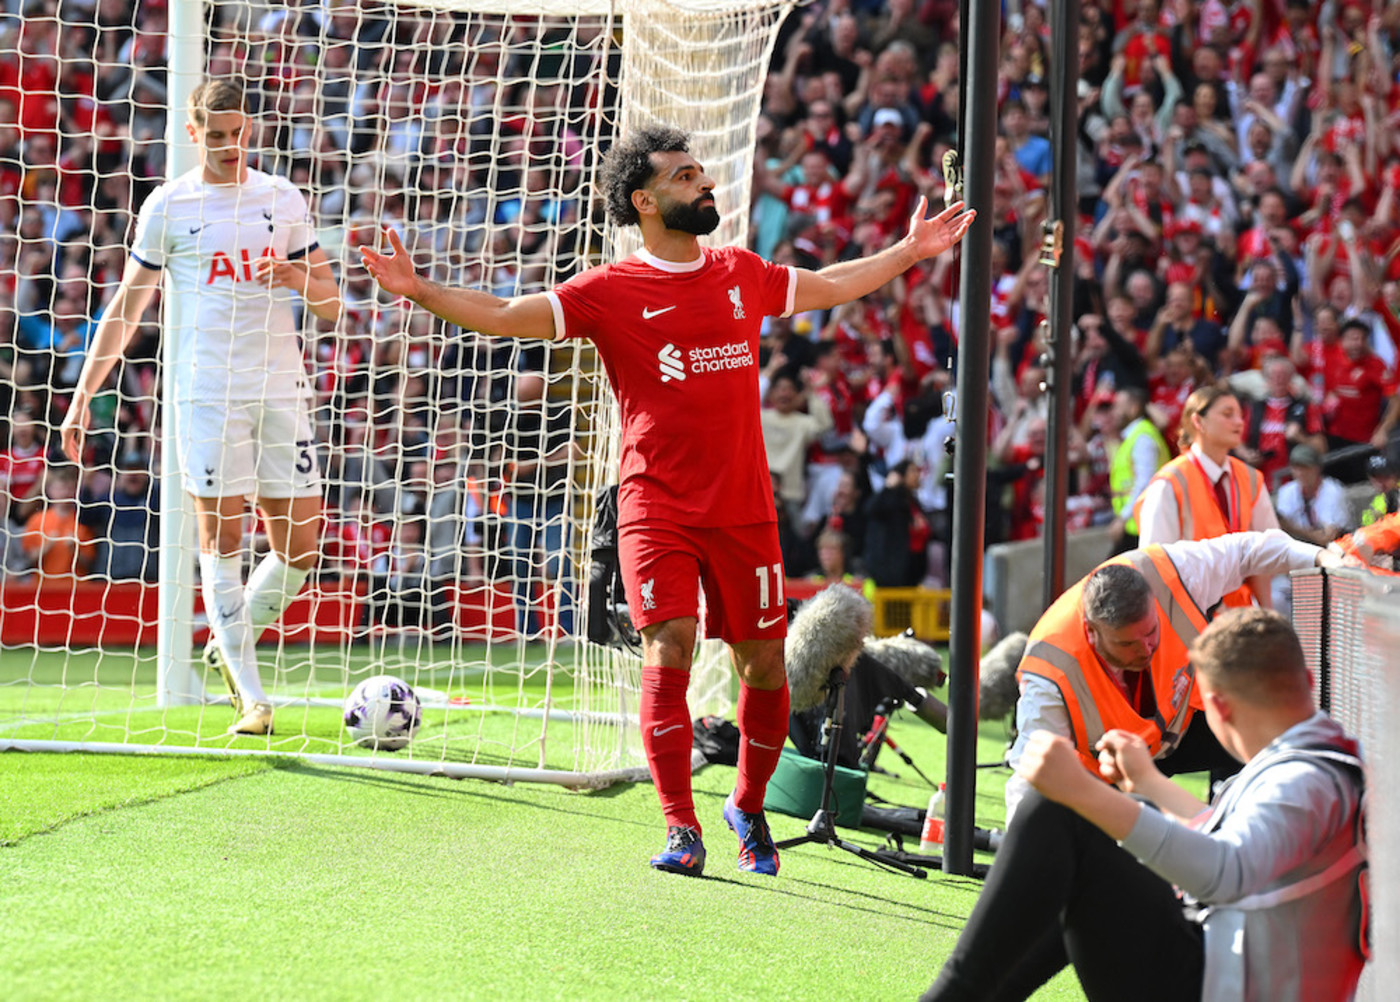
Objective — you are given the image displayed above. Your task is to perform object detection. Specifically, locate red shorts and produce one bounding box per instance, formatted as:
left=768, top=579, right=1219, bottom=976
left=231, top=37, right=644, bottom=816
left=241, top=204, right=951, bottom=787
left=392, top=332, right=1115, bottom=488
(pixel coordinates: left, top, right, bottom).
left=617, top=520, right=788, bottom=643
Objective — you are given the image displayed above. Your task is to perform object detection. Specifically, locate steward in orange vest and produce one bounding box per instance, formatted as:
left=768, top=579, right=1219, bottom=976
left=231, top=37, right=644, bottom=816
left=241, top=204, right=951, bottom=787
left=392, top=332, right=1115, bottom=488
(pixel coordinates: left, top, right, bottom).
left=1018, top=545, right=1207, bottom=773
left=1332, top=509, right=1400, bottom=573
left=1135, top=450, right=1266, bottom=610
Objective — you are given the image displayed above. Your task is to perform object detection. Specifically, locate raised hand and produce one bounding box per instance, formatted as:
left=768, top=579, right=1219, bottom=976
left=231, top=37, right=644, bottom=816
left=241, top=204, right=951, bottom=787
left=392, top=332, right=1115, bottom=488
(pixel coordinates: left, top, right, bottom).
left=1019, top=730, right=1095, bottom=804
left=359, top=228, right=421, bottom=300
left=907, top=197, right=976, bottom=260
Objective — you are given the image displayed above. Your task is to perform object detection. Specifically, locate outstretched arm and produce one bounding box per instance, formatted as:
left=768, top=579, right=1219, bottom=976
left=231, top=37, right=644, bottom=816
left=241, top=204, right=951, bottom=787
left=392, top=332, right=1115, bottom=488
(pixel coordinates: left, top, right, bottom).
left=791, top=197, right=975, bottom=313
left=360, top=228, right=556, bottom=340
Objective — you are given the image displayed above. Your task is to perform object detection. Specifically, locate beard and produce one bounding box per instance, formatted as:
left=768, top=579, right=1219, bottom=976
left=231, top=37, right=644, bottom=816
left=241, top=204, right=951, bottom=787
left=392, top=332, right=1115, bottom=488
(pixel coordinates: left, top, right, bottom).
left=660, top=195, right=721, bottom=235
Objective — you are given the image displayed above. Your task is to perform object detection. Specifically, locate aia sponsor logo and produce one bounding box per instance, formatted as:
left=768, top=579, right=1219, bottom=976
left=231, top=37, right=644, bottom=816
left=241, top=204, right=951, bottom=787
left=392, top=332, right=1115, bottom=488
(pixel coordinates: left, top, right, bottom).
left=206, top=247, right=272, bottom=284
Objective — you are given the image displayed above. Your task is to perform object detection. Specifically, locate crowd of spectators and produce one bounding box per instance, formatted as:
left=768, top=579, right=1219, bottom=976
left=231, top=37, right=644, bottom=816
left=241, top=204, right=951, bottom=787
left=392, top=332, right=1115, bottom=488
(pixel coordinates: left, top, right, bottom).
left=5, top=0, right=1400, bottom=633
left=756, top=0, right=1400, bottom=592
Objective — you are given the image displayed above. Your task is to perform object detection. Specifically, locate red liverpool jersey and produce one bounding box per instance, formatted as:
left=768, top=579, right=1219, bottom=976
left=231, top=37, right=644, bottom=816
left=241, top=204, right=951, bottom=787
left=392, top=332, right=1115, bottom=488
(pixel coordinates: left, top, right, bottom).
left=549, top=246, right=797, bottom=528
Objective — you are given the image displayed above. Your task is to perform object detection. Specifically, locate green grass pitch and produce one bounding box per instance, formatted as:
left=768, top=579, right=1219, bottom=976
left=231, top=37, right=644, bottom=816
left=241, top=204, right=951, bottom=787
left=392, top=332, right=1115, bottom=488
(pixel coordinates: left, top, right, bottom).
left=0, top=645, right=1090, bottom=1001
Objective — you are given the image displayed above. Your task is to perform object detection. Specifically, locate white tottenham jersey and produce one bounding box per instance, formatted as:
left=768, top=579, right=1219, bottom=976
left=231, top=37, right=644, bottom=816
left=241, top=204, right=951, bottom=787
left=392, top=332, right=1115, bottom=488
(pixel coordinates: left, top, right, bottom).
left=130, top=167, right=319, bottom=404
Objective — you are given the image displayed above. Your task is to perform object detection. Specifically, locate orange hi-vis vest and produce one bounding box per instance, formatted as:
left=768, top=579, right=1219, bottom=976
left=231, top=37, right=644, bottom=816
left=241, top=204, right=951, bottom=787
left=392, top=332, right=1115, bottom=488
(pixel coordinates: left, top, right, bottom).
left=1134, top=452, right=1264, bottom=610
left=1335, top=510, right=1400, bottom=571
left=1016, top=546, right=1211, bottom=775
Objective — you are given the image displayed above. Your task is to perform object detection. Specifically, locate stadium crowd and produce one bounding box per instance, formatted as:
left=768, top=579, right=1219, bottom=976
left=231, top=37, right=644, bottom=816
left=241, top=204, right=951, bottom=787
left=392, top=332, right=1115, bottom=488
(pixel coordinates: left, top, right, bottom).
left=5, top=0, right=1400, bottom=632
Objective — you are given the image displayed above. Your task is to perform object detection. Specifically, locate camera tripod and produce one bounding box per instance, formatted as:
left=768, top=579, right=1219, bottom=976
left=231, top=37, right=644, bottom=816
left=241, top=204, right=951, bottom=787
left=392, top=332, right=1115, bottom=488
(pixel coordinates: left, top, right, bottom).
left=859, top=697, right=938, bottom=787
left=774, top=667, right=928, bottom=879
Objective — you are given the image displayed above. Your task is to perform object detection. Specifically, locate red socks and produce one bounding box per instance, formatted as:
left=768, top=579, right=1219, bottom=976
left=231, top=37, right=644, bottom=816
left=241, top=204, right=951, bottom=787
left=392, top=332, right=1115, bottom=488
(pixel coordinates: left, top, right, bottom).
left=733, top=682, right=790, bottom=813
left=640, top=665, right=698, bottom=831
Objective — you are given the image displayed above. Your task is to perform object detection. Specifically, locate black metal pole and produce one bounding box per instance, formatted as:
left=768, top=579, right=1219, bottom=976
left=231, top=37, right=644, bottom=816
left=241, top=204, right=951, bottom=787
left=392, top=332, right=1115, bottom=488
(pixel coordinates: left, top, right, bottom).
left=1041, top=0, right=1081, bottom=607
left=943, top=0, right=1000, bottom=877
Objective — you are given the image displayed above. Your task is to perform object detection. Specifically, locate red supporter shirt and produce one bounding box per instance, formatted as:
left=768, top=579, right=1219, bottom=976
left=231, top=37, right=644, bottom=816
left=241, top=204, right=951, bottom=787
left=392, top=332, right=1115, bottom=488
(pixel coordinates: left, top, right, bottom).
left=1246, top=395, right=1323, bottom=485
left=550, top=246, right=796, bottom=528
left=1325, top=352, right=1392, bottom=444
left=0, top=444, right=44, bottom=502
left=783, top=179, right=852, bottom=231
left=1149, top=376, right=1195, bottom=452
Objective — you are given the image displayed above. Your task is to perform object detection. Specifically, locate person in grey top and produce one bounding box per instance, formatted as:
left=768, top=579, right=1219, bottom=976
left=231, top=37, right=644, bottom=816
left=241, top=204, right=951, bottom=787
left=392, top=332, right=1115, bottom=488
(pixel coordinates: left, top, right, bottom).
left=922, top=607, right=1366, bottom=1002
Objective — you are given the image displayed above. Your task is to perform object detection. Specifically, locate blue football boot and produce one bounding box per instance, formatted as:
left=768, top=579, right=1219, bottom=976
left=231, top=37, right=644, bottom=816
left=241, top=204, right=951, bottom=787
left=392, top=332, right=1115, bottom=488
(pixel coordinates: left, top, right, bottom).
left=723, top=793, right=780, bottom=875
left=650, top=825, right=706, bottom=876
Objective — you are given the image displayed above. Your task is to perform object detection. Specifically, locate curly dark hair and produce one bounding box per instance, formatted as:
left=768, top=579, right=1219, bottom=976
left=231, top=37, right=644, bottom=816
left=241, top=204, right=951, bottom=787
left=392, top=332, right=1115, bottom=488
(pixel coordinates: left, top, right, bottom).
left=599, top=125, right=693, bottom=227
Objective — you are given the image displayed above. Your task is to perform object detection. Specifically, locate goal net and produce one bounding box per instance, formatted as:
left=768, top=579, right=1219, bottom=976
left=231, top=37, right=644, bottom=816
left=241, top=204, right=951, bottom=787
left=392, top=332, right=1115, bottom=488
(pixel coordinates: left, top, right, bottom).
left=0, top=0, right=793, bottom=785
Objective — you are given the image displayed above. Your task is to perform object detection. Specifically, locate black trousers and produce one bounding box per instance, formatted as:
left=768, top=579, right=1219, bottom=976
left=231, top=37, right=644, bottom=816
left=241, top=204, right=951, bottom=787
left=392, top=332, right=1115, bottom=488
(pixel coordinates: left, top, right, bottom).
left=920, top=791, right=1204, bottom=1002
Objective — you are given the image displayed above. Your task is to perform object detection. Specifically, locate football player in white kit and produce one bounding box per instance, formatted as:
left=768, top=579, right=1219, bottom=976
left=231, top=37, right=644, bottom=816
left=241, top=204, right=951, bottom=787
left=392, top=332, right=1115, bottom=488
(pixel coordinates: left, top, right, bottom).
left=60, top=80, right=342, bottom=735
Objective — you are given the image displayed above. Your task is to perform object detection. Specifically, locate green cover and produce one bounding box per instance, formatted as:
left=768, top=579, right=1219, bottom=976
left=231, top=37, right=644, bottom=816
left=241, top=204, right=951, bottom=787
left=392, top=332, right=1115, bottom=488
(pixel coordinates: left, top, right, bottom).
left=764, top=748, right=868, bottom=827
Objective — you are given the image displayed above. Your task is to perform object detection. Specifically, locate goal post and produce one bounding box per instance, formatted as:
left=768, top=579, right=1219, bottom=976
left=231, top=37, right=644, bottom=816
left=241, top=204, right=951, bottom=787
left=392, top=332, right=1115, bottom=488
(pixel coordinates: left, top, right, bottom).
left=0, top=0, right=795, bottom=786
left=156, top=0, right=205, bottom=709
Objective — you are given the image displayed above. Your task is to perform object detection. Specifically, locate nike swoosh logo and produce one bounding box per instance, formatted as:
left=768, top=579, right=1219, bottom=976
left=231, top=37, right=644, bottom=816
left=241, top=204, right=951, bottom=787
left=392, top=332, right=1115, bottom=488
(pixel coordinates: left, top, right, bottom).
left=757, top=615, right=785, bottom=629
left=652, top=724, right=684, bottom=738
left=189, top=225, right=204, bottom=234
left=642, top=306, right=677, bottom=319
left=748, top=739, right=783, bottom=750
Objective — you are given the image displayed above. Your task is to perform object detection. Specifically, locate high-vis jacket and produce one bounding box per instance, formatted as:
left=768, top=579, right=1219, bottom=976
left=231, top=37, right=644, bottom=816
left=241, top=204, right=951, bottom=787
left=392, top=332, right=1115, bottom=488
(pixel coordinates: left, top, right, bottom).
left=1110, top=417, right=1171, bottom=537
left=1017, top=545, right=1210, bottom=772
left=1136, top=452, right=1265, bottom=610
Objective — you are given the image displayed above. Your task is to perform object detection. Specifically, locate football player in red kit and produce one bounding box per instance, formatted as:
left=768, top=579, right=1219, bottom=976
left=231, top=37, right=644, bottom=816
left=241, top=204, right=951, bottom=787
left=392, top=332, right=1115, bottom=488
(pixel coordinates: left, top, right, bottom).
left=361, top=126, right=974, bottom=876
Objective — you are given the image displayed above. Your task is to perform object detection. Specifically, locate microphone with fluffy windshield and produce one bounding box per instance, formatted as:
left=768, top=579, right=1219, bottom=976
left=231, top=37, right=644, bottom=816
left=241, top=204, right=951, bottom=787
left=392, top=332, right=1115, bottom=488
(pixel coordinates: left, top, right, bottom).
left=784, top=584, right=873, bottom=713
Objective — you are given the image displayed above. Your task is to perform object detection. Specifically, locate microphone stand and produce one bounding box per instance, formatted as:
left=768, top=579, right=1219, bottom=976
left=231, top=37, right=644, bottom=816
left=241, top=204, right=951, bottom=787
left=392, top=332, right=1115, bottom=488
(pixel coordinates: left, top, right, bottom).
left=859, top=698, right=938, bottom=788
left=775, top=666, right=928, bottom=878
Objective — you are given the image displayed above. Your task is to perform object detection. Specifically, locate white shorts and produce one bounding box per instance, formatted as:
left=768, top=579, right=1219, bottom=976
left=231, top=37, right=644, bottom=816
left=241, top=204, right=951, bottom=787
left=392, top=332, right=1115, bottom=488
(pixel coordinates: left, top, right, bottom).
left=175, top=398, right=321, bottom=499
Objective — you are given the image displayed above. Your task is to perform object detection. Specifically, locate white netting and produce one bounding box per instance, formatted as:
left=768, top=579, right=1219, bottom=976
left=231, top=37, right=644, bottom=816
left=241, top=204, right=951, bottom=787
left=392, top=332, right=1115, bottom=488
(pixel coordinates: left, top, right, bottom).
left=0, top=0, right=793, bottom=784
left=1292, top=567, right=1398, bottom=1000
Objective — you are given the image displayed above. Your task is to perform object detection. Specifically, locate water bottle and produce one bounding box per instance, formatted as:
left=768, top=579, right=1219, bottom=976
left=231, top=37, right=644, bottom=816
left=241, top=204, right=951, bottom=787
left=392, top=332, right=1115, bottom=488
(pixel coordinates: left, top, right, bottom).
left=919, top=783, right=947, bottom=853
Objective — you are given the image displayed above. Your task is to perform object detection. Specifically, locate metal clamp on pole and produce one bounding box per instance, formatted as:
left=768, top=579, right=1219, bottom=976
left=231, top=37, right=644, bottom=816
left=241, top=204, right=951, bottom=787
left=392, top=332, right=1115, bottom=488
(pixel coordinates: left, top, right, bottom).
left=1038, top=219, right=1064, bottom=268
left=1037, top=319, right=1054, bottom=391
left=941, top=149, right=962, bottom=209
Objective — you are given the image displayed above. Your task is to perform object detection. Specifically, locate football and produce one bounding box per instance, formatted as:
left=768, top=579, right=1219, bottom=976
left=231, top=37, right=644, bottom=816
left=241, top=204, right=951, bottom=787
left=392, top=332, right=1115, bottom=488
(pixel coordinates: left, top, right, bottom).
left=343, top=674, right=422, bottom=751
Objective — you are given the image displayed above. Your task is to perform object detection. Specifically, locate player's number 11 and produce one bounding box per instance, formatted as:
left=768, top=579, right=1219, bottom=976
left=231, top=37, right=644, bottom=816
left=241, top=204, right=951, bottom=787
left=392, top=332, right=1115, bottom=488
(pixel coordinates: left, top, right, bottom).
left=754, top=563, right=785, bottom=610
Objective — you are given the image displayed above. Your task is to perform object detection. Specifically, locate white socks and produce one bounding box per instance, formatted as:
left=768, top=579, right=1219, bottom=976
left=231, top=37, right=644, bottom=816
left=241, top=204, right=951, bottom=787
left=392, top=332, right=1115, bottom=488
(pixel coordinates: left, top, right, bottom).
left=245, top=554, right=310, bottom=638
left=199, top=551, right=268, bottom=705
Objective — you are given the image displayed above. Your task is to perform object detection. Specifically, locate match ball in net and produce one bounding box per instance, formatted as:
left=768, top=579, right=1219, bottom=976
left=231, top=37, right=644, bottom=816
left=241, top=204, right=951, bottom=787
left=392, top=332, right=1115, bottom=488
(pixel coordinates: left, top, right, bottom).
left=343, top=675, right=422, bottom=751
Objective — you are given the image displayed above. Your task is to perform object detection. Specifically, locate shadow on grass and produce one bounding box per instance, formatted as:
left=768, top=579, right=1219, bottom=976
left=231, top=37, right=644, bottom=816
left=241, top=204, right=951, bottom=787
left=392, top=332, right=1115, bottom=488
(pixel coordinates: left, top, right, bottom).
left=279, top=760, right=660, bottom=826
left=695, top=870, right=975, bottom=932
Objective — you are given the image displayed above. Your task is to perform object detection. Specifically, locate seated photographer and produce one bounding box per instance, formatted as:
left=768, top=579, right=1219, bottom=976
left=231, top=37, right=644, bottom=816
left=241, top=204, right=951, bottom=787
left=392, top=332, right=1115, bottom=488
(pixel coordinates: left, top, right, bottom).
left=788, top=643, right=946, bottom=770
left=922, top=608, right=1367, bottom=1002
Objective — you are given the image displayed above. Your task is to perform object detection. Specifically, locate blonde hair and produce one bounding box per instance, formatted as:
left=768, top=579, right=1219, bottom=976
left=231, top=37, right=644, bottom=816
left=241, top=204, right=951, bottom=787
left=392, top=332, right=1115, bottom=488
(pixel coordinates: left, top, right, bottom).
left=188, top=79, right=245, bottom=127
left=1177, top=383, right=1236, bottom=452
left=1190, top=607, right=1309, bottom=706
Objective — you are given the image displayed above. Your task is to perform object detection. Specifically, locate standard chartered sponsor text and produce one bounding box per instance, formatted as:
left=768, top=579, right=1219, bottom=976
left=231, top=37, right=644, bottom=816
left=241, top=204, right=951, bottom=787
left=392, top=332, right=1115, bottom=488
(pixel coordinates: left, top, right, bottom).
left=688, top=341, right=753, bottom=372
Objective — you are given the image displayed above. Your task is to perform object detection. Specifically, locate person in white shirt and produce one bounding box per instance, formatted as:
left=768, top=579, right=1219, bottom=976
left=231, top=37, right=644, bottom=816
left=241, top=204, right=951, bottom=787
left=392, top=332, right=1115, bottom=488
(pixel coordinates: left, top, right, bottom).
left=1136, top=384, right=1281, bottom=608
left=59, top=79, right=342, bottom=736
left=1271, top=443, right=1351, bottom=615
